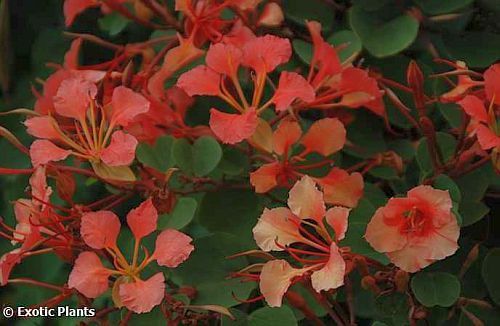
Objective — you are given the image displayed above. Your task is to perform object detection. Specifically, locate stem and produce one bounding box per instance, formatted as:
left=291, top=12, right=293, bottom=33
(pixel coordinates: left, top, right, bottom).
left=8, top=278, right=63, bottom=292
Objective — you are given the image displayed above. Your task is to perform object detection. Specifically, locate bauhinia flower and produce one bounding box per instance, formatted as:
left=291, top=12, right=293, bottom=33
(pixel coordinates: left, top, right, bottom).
left=251, top=176, right=352, bottom=307
left=68, top=198, right=194, bottom=313
left=365, top=185, right=459, bottom=273
left=26, top=78, right=150, bottom=181
left=249, top=117, right=364, bottom=208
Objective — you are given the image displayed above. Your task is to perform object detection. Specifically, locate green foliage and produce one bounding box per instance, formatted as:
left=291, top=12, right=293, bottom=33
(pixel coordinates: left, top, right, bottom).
left=248, top=306, right=297, bottom=326
left=172, top=136, right=223, bottom=176
left=411, top=272, right=461, bottom=307
left=136, top=135, right=175, bottom=172
left=482, top=248, right=500, bottom=305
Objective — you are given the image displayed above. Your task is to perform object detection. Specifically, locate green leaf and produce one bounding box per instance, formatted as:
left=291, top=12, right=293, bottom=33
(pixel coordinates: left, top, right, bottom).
left=293, top=40, right=312, bottom=65
left=193, top=136, right=222, bottom=176
left=414, top=0, right=473, bottom=14
left=482, top=248, right=500, bottom=305
left=222, top=308, right=249, bottom=326
left=327, top=30, right=362, bottom=64
left=433, top=174, right=462, bottom=202
left=442, top=32, right=500, bottom=68
left=375, top=292, right=409, bottom=317
left=136, top=135, right=175, bottom=172
left=416, top=132, right=457, bottom=176
left=248, top=306, right=297, bottom=326
left=459, top=200, right=489, bottom=227
left=218, top=147, right=248, bottom=176
left=349, top=6, right=419, bottom=57
left=174, top=233, right=256, bottom=307
left=172, top=138, right=194, bottom=173
left=411, top=272, right=461, bottom=307
left=98, top=12, right=129, bottom=36
left=284, top=0, right=334, bottom=32
left=158, top=197, right=197, bottom=230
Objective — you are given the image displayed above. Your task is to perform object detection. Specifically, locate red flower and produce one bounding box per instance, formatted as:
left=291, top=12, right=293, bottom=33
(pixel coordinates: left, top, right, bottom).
left=365, top=185, right=459, bottom=272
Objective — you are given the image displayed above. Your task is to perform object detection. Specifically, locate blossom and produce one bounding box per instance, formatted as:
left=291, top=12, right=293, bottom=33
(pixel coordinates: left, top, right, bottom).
left=251, top=176, right=352, bottom=307
left=27, top=79, right=150, bottom=181
left=249, top=118, right=347, bottom=193
left=365, top=185, right=460, bottom=272
left=316, top=168, right=364, bottom=208
left=68, top=198, right=194, bottom=313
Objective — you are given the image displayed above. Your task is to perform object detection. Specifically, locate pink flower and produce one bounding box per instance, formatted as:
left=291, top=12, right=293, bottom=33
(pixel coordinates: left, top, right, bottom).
left=119, top=273, right=166, bottom=314
left=365, top=185, right=460, bottom=272
left=68, top=251, right=112, bottom=298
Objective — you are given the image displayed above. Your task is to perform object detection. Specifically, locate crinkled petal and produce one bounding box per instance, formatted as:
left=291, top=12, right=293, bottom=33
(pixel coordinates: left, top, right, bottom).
left=311, top=243, right=345, bottom=292
left=64, top=0, right=98, bottom=26
left=484, top=63, right=500, bottom=105
left=177, top=65, right=221, bottom=96
left=287, top=175, right=326, bottom=222
left=457, top=95, right=488, bottom=123
left=30, top=140, right=71, bottom=167
left=119, top=273, right=165, bottom=314
left=24, top=116, right=60, bottom=140
left=253, top=207, right=303, bottom=251
left=68, top=251, right=111, bottom=298
left=319, top=168, right=364, bottom=208
left=242, top=35, right=291, bottom=73
left=273, top=119, right=302, bottom=156
left=259, top=260, right=304, bottom=307
left=110, top=86, right=150, bottom=127
left=365, top=206, right=407, bottom=253
left=209, top=107, right=258, bottom=144
left=0, top=249, right=22, bottom=286
left=100, top=130, right=138, bottom=166
left=301, top=118, right=346, bottom=156
left=29, top=166, right=53, bottom=208
left=339, top=68, right=382, bottom=108
left=206, top=43, right=242, bottom=76
left=250, top=162, right=281, bottom=193
left=325, top=207, right=350, bottom=241
left=53, top=77, right=97, bottom=119
left=153, top=229, right=194, bottom=268
left=476, top=124, right=500, bottom=150
left=126, top=198, right=158, bottom=241
left=80, top=211, right=121, bottom=249
left=272, top=72, right=315, bottom=111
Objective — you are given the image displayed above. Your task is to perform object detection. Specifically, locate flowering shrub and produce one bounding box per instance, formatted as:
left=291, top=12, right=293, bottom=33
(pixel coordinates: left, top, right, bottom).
left=1, top=0, right=500, bottom=324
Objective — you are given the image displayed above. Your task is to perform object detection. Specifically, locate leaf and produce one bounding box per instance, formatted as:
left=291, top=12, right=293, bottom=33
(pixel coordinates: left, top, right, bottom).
left=248, top=306, right=297, bottom=326
left=98, top=12, right=129, bottom=36
left=482, top=248, right=500, bottom=305
left=172, top=138, right=194, bottom=173
left=349, top=5, right=419, bottom=57
left=411, top=272, right=461, bottom=307
left=91, top=162, right=136, bottom=182
left=414, top=0, right=473, bottom=14
left=459, top=200, right=489, bottom=227
left=284, top=0, right=334, bottom=32
left=433, top=174, right=462, bottom=202
left=374, top=292, right=409, bottom=317
left=173, top=233, right=256, bottom=307
left=327, top=30, right=362, bottom=64
left=218, top=148, right=248, bottom=176
left=416, top=132, right=457, bottom=176
left=442, top=32, right=500, bottom=68
left=158, top=197, right=197, bottom=230
left=136, top=135, right=175, bottom=172
left=187, top=305, right=235, bottom=320
left=222, top=308, right=249, bottom=326
left=193, top=136, right=222, bottom=176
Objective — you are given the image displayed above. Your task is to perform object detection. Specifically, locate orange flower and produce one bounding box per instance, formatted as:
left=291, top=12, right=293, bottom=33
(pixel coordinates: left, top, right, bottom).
left=365, top=185, right=459, bottom=272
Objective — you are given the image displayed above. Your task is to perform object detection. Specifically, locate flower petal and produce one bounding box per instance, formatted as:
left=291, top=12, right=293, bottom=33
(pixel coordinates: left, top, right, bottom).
left=30, top=140, right=71, bottom=167
left=476, top=124, right=500, bottom=150
left=177, top=65, right=221, bottom=96
left=484, top=63, right=500, bottom=105
left=119, top=273, right=165, bottom=313
left=153, top=229, right=194, bottom=268
left=68, top=251, right=111, bottom=298
left=209, top=107, right=258, bottom=144
left=457, top=95, right=488, bottom=123
left=110, top=86, right=150, bottom=127
left=311, top=243, right=345, bottom=292
left=259, top=259, right=304, bottom=307
left=319, top=168, right=364, bottom=208
left=273, top=119, right=302, bottom=156
left=242, top=35, right=291, bottom=73
left=287, top=175, right=326, bottom=222
left=100, top=131, right=138, bottom=166
left=0, top=249, right=22, bottom=286
left=80, top=211, right=121, bottom=249
left=272, top=72, right=315, bottom=111
left=365, top=205, right=408, bottom=254
left=325, top=207, right=350, bottom=241
left=53, top=77, right=97, bottom=120
left=253, top=207, right=302, bottom=251
left=301, top=118, right=346, bottom=156
left=250, top=162, right=281, bottom=193
left=339, top=68, right=382, bottom=109
left=24, top=116, right=60, bottom=140
left=126, top=198, right=158, bottom=241
left=206, top=43, right=243, bottom=76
